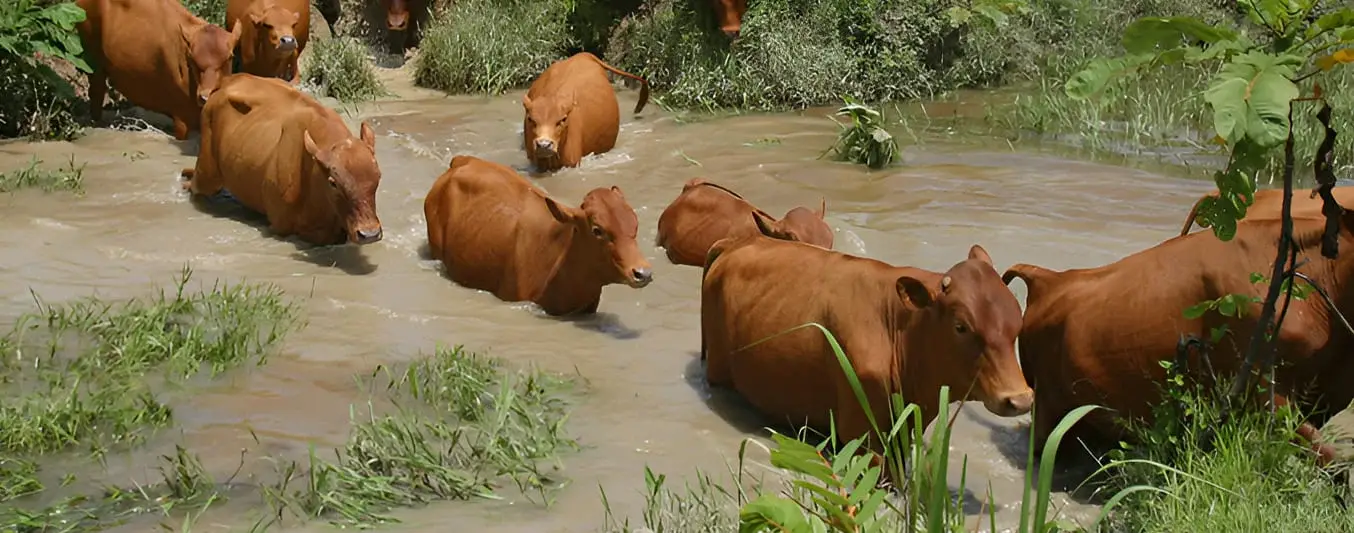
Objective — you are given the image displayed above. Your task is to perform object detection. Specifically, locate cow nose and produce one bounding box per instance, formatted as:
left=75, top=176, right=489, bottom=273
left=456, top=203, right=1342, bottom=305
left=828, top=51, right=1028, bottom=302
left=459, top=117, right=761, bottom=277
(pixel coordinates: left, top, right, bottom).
left=998, top=389, right=1034, bottom=416
left=630, top=267, right=653, bottom=287
left=534, top=139, right=555, bottom=152
left=198, top=93, right=210, bottom=106
left=280, top=36, right=297, bottom=49
left=723, top=28, right=740, bottom=40
left=355, top=228, right=383, bottom=244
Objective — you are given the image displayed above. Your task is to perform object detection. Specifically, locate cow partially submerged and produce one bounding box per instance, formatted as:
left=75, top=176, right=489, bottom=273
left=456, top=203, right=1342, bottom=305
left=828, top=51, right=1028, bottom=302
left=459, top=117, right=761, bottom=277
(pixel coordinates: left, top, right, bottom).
left=1179, top=186, right=1354, bottom=236
left=226, top=0, right=309, bottom=84
left=657, top=178, right=833, bottom=266
left=701, top=231, right=1033, bottom=450
left=423, top=155, right=654, bottom=316
left=76, top=0, right=243, bottom=140
left=182, top=74, right=384, bottom=246
left=1005, top=210, right=1354, bottom=462
left=523, top=52, right=651, bottom=172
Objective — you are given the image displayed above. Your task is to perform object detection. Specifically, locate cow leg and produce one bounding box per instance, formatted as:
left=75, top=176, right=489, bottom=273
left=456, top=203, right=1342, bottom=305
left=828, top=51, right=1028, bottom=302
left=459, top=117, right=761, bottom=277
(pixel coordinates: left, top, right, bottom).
left=88, top=71, right=107, bottom=124
left=171, top=116, right=191, bottom=141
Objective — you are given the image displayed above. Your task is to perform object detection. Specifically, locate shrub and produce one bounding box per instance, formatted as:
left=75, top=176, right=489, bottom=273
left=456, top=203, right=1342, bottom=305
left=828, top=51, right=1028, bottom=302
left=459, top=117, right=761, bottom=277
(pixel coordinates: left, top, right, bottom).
left=303, top=35, right=388, bottom=102
left=179, top=0, right=226, bottom=26
left=0, top=0, right=90, bottom=140
left=412, top=0, right=574, bottom=95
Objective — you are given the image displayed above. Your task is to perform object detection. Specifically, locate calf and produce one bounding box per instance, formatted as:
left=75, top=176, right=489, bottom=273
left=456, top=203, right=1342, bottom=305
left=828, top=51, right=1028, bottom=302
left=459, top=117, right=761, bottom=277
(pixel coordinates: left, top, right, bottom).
left=226, top=0, right=310, bottom=84
left=657, top=178, right=833, bottom=266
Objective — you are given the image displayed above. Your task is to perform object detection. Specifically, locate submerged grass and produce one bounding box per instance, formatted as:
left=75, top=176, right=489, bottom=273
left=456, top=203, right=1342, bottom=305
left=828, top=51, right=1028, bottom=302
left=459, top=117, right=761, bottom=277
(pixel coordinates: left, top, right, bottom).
left=0, top=155, right=85, bottom=194
left=303, top=35, right=388, bottom=103
left=259, top=345, right=578, bottom=528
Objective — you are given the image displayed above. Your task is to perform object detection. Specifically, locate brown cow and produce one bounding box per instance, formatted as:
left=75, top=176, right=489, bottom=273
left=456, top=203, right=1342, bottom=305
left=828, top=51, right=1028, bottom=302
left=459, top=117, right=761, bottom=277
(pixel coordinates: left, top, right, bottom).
left=701, top=234, right=1033, bottom=451
left=226, top=0, right=309, bottom=84
left=656, top=178, right=834, bottom=267
left=1004, top=210, right=1354, bottom=462
left=423, top=155, right=653, bottom=316
left=76, top=0, right=243, bottom=140
left=381, top=0, right=426, bottom=52
left=523, top=52, right=651, bottom=172
left=1179, top=185, right=1354, bottom=236
left=710, top=0, right=748, bottom=39
left=182, top=74, right=384, bottom=246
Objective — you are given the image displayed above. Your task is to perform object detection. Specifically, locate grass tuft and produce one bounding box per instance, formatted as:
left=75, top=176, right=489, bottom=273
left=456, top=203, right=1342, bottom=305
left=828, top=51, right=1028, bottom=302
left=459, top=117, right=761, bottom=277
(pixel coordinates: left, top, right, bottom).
left=0, top=264, right=299, bottom=457
left=303, top=35, right=389, bottom=103
left=261, top=345, right=578, bottom=528
left=412, top=0, right=574, bottom=95
left=0, top=155, right=86, bottom=193
left=824, top=99, right=902, bottom=169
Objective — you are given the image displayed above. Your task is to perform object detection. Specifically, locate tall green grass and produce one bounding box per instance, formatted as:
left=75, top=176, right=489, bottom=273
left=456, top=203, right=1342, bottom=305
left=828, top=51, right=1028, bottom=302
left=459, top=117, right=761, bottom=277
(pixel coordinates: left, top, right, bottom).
left=303, top=35, right=389, bottom=103
left=412, top=0, right=575, bottom=95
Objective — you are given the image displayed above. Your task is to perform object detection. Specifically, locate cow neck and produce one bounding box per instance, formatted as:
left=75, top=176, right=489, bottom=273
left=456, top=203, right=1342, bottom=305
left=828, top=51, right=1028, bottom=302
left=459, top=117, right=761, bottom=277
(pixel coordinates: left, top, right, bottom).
left=533, top=216, right=609, bottom=315
left=883, top=287, right=943, bottom=423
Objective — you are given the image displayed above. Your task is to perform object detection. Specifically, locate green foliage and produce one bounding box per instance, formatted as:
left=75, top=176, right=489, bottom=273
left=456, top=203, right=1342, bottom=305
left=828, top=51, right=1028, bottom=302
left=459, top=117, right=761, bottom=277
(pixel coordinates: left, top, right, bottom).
left=303, top=35, right=389, bottom=103
left=179, top=0, right=226, bottom=26
left=0, top=0, right=88, bottom=140
left=0, top=155, right=85, bottom=193
left=1067, top=0, right=1354, bottom=240
left=823, top=99, right=902, bottom=169
left=604, top=0, right=1030, bottom=111
left=412, top=0, right=575, bottom=95
left=260, top=345, right=578, bottom=528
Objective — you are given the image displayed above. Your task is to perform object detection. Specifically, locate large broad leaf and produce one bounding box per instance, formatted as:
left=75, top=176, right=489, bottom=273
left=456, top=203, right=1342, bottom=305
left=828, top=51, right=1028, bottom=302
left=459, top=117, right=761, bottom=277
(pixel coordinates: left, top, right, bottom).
left=1064, top=53, right=1153, bottom=101
left=1204, top=51, right=1301, bottom=148
left=1238, top=0, right=1309, bottom=34
left=1312, top=8, right=1354, bottom=37
left=739, top=494, right=815, bottom=533
left=1122, top=17, right=1237, bottom=54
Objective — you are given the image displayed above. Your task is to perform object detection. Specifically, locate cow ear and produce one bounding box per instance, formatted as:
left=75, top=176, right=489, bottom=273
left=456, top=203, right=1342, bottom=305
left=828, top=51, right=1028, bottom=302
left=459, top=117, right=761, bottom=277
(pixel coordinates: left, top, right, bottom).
left=752, top=211, right=779, bottom=238
left=303, top=130, right=330, bottom=168
left=229, top=20, right=244, bottom=45
left=968, top=244, right=993, bottom=266
left=521, top=94, right=532, bottom=111
left=180, top=24, right=195, bottom=50
left=249, top=9, right=264, bottom=24
left=609, top=185, right=624, bottom=198
left=542, top=194, right=575, bottom=224
left=359, top=121, right=377, bottom=150
left=896, top=275, right=934, bottom=308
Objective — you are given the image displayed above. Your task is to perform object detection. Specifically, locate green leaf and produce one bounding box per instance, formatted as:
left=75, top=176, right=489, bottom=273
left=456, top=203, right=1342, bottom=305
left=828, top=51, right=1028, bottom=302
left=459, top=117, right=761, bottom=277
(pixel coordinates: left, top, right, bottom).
left=1217, top=294, right=1239, bottom=317
left=1314, top=8, right=1354, bottom=34
left=739, top=494, right=813, bottom=533
left=1204, top=51, right=1301, bottom=148
left=1064, top=53, right=1153, bottom=101
left=974, top=4, right=1009, bottom=27
left=1122, top=17, right=1237, bottom=55
left=1183, top=301, right=1212, bottom=319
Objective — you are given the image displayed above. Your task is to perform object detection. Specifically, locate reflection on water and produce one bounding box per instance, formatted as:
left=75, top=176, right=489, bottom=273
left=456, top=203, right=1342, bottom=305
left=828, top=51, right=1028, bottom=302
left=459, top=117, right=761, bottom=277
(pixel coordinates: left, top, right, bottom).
left=0, top=83, right=1214, bottom=531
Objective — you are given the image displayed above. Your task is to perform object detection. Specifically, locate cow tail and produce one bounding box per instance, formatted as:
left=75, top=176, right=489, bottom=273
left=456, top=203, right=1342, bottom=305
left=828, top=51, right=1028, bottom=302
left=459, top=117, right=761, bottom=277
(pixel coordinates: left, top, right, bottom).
left=1179, top=193, right=1211, bottom=237
left=593, top=56, right=651, bottom=114
left=1002, top=264, right=1053, bottom=289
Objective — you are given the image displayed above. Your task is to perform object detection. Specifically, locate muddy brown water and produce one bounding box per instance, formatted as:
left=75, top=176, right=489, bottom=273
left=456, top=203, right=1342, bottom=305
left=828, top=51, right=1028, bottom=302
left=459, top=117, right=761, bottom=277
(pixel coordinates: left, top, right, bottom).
left=0, top=72, right=1217, bottom=532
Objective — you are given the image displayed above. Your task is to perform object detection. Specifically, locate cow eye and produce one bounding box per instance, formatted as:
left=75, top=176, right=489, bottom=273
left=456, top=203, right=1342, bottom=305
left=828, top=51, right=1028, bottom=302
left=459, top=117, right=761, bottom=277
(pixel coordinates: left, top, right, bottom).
left=558, top=116, right=567, bottom=126
left=591, top=226, right=604, bottom=238
left=954, top=322, right=968, bottom=334
left=328, top=178, right=338, bottom=189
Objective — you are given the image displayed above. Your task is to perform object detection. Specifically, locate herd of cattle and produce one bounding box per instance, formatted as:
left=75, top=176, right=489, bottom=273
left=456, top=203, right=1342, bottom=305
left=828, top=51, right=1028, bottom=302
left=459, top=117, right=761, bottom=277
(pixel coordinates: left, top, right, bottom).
left=56, top=0, right=1353, bottom=467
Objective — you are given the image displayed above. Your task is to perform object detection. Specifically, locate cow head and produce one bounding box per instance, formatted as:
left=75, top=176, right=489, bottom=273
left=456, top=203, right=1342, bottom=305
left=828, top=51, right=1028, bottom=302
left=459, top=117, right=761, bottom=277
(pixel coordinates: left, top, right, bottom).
left=385, top=0, right=410, bottom=31
left=710, top=0, right=748, bottom=40
left=522, top=93, right=574, bottom=163
left=248, top=3, right=302, bottom=57
left=543, top=185, right=654, bottom=289
left=183, top=21, right=243, bottom=106
left=750, top=198, right=835, bottom=250
left=896, top=244, right=1033, bottom=418
left=302, top=121, right=384, bottom=245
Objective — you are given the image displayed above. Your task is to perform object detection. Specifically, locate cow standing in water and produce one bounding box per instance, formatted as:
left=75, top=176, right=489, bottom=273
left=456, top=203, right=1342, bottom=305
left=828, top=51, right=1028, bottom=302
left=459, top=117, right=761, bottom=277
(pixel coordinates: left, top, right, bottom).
left=1177, top=186, right=1354, bottom=236
left=702, top=231, right=1033, bottom=453
left=1004, top=209, right=1354, bottom=464
left=76, top=0, right=243, bottom=140
left=523, top=52, right=651, bottom=172
left=657, top=178, right=833, bottom=267
left=423, top=155, right=654, bottom=316
left=182, top=74, right=384, bottom=247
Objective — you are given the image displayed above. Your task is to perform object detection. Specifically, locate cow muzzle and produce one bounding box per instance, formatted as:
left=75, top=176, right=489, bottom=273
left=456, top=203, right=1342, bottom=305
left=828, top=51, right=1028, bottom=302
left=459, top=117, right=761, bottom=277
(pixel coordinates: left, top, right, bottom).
left=625, top=266, right=653, bottom=288
left=984, top=388, right=1034, bottom=417
left=533, top=139, right=558, bottom=158
left=387, top=14, right=409, bottom=31
left=723, top=28, right=740, bottom=40
left=352, top=226, right=383, bottom=245
left=278, top=35, right=298, bottom=52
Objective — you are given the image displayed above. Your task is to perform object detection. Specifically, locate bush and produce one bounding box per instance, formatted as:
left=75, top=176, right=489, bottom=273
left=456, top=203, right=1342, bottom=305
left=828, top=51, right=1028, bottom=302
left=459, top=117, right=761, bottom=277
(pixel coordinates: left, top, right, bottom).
left=0, top=0, right=90, bottom=140
left=180, top=0, right=225, bottom=26
left=412, top=0, right=574, bottom=95
left=303, top=35, right=388, bottom=102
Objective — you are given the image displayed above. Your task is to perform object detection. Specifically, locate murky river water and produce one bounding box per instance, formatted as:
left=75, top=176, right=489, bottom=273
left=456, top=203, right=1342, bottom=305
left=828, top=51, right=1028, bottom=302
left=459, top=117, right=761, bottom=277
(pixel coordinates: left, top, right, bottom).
left=0, top=75, right=1216, bottom=531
